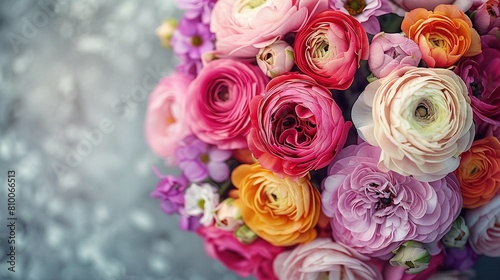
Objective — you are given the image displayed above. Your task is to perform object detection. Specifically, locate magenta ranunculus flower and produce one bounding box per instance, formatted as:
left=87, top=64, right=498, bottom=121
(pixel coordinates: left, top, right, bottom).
left=248, top=73, right=351, bottom=179
left=387, top=0, right=474, bottom=17
left=197, top=226, right=284, bottom=280
left=210, top=0, right=328, bottom=58
left=471, top=0, right=500, bottom=35
left=455, top=35, right=500, bottom=126
left=187, top=58, right=268, bottom=150
left=145, top=73, right=193, bottom=158
left=368, top=32, right=422, bottom=78
left=174, top=135, right=232, bottom=183
left=329, top=0, right=392, bottom=34
left=273, top=238, right=382, bottom=279
left=321, top=143, right=462, bottom=258
left=465, top=194, right=500, bottom=257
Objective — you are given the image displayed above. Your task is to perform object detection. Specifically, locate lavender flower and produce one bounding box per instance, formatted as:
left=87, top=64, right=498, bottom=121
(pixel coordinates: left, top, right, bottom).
left=175, top=0, right=216, bottom=24
left=150, top=167, right=189, bottom=215
left=171, top=16, right=214, bottom=76
left=175, top=135, right=232, bottom=183
left=443, top=244, right=480, bottom=271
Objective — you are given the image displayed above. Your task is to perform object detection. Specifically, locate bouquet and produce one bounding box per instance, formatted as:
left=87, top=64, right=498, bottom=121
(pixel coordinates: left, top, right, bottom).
left=146, top=0, right=500, bottom=279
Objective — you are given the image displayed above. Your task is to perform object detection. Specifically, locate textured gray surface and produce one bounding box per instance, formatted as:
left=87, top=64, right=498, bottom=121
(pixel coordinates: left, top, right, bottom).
left=0, top=1, right=499, bottom=280
left=0, top=1, right=241, bottom=279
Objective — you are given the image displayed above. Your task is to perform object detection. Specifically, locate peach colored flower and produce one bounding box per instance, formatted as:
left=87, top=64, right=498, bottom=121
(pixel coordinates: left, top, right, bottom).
left=352, top=67, right=475, bottom=182
left=455, top=136, right=500, bottom=209
left=231, top=162, right=321, bottom=246
left=401, top=4, right=481, bottom=68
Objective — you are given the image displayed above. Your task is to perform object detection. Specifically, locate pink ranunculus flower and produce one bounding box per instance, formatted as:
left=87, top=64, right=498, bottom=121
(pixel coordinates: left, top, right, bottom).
left=329, top=0, right=392, bottom=34
left=187, top=58, right=268, bottom=150
left=197, top=225, right=284, bottom=280
left=210, top=0, right=328, bottom=58
left=248, top=73, right=351, bottom=179
left=273, top=238, right=382, bottom=280
left=368, top=32, right=422, bottom=78
left=352, top=67, right=475, bottom=182
left=145, top=73, right=193, bottom=158
left=465, top=194, right=500, bottom=257
left=387, top=0, right=474, bottom=16
left=472, top=0, right=500, bottom=35
left=321, top=143, right=463, bottom=258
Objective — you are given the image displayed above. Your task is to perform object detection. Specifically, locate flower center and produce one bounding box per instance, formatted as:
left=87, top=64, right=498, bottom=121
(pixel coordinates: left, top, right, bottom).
left=414, top=100, right=435, bottom=122
left=200, top=154, right=210, bottom=164
left=217, top=86, right=230, bottom=102
left=164, top=116, right=176, bottom=125
left=429, top=35, right=447, bottom=50
left=197, top=199, right=205, bottom=210
left=471, top=80, right=484, bottom=98
left=368, top=182, right=397, bottom=211
left=344, top=0, right=366, bottom=16
left=191, top=35, right=203, bottom=47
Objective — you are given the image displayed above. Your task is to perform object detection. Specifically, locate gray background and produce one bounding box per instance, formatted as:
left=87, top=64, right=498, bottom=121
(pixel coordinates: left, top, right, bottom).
left=0, top=0, right=498, bottom=279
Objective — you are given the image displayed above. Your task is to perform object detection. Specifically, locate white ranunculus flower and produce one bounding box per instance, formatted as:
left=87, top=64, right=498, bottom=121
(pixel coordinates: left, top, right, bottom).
left=184, top=182, right=219, bottom=226
left=352, top=67, right=475, bottom=182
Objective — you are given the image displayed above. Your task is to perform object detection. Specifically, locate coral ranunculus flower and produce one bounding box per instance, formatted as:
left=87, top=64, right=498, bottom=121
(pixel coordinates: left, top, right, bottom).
left=401, top=4, right=481, bottom=68
left=455, top=136, right=500, bottom=209
left=231, top=163, right=321, bottom=246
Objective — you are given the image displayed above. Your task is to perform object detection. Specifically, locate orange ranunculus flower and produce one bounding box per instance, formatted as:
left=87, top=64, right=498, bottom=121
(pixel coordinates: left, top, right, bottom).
left=455, top=136, right=500, bottom=209
left=231, top=162, right=321, bottom=246
left=401, top=4, right=481, bottom=68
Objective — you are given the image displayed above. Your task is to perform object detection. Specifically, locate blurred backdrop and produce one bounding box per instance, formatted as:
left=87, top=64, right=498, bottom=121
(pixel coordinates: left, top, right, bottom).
left=0, top=0, right=498, bottom=279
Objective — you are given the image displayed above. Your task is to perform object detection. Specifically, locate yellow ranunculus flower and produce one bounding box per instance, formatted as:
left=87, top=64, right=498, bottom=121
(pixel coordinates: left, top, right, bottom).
left=231, top=162, right=321, bottom=246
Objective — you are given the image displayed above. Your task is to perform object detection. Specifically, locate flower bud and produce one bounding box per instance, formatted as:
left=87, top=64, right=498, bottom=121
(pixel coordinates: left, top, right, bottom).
left=390, top=241, right=431, bottom=274
left=214, top=198, right=243, bottom=231
left=256, top=40, right=294, bottom=78
left=368, top=32, right=421, bottom=78
left=155, top=19, right=178, bottom=48
left=442, top=216, right=470, bottom=248
left=234, top=224, right=258, bottom=244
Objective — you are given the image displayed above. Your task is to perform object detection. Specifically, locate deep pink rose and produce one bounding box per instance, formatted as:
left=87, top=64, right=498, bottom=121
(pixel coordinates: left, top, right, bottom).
left=187, top=59, right=268, bottom=150
left=145, top=73, right=193, bottom=158
left=368, top=32, right=422, bottom=78
left=210, top=0, right=328, bottom=58
left=472, top=0, right=500, bottom=35
left=247, top=73, right=351, bottom=178
left=465, top=194, right=500, bottom=257
left=197, top=225, right=284, bottom=280
left=387, top=0, right=474, bottom=16
left=321, top=143, right=462, bottom=258
left=455, top=35, right=500, bottom=126
left=273, top=238, right=382, bottom=279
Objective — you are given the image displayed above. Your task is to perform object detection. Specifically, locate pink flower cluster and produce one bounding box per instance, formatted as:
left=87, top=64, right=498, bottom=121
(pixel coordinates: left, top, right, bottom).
left=145, top=0, right=500, bottom=279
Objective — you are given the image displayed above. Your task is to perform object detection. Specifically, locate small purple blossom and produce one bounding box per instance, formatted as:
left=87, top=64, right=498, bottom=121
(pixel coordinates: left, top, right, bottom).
left=150, top=167, right=189, bottom=215
left=179, top=211, right=202, bottom=232
left=171, top=16, right=215, bottom=76
left=175, top=0, right=217, bottom=24
left=329, top=0, right=392, bottom=34
left=443, top=244, right=480, bottom=271
left=175, top=135, right=232, bottom=183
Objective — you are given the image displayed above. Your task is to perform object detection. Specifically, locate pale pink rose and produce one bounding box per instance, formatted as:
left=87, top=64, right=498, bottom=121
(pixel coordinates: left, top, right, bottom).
left=368, top=32, right=422, bottom=78
left=329, top=0, right=392, bottom=34
left=197, top=225, right=284, bottom=280
left=256, top=40, right=295, bottom=78
left=188, top=58, right=268, bottom=150
left=273, top=238, right=382, bottom=280
left=210, top=0, right=328, bottom=58
left=322, top=143, right=462, bottom=258
left=352, top=67, right=475, bottom=182
left=145, top=73, right=192, bottom=158
left=465, top=194, right=500, bottom=257
left=387, top=0, right=474, bottom=16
